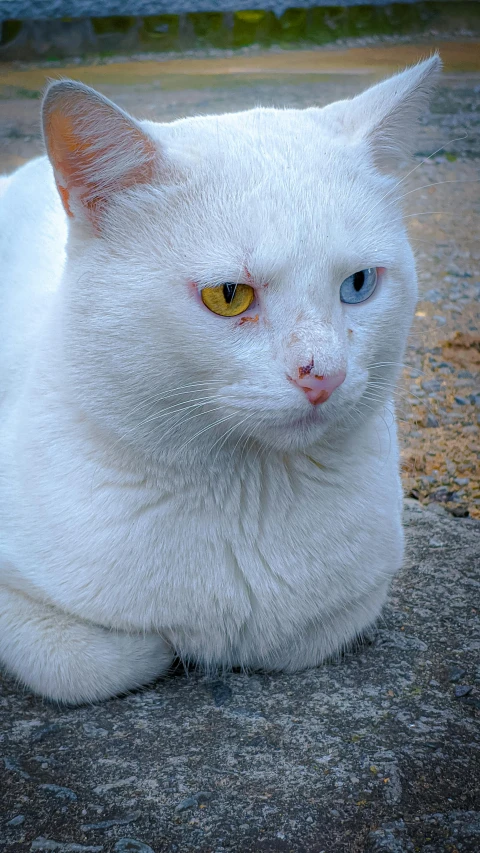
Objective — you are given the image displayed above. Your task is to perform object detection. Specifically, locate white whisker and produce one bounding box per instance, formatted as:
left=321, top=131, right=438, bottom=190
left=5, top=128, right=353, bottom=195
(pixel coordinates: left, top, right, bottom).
left=382, top=178, right=479, bottom=215
left=365, top=133, right=468, bottom=217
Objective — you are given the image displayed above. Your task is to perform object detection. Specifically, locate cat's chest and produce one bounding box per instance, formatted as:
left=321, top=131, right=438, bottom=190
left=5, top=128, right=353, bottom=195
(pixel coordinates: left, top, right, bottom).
left=25, top=447, right=402, bottom=638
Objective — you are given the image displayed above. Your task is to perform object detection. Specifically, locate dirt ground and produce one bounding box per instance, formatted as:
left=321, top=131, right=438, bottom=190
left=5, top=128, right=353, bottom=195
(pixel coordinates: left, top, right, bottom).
left=1, top=41, right=478, bottom=516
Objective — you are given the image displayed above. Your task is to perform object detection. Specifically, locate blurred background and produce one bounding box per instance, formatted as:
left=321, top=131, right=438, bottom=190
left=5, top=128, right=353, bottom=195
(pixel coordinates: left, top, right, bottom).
left=0, top=1, right=479, bottom=61
left=1, top=0, right=479, bottom=517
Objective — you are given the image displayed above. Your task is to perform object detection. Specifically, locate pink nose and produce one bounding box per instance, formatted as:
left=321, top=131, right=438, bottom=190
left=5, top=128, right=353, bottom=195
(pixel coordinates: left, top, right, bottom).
left=291, top=369, right=346, bottom=405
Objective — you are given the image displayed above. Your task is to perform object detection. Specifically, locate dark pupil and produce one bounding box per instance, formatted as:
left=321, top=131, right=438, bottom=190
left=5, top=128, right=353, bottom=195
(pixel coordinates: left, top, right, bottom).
left=353, top=271, right=365, bottom=292
left=223, top=283, right=237, bottom=303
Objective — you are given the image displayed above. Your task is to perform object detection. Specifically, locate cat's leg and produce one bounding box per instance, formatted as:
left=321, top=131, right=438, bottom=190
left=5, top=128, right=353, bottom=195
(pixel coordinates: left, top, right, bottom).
left=0, top=585, right=173, bottom=704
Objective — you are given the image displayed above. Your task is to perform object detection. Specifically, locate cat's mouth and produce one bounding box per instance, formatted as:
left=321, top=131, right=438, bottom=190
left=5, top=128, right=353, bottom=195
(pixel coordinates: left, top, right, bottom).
left=258, top=406, right=331, bottom=450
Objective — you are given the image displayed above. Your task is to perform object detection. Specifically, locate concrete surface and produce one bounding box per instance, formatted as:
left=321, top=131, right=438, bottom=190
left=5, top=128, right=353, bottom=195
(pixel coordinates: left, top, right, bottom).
left=1, top=502, right=479, bottom=852
left=1, top=44, right=479, bottom=852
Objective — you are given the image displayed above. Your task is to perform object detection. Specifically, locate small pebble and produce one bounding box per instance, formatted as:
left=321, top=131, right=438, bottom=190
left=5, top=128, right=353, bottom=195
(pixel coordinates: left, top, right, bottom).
left=81, top=812, right=140, bottom=831
left=7, top=814, right=25, bottom=826
left=454, top=396, right=469, bottom=406
left=422, top=379, right=442, bottom=392
left=425, top=414, right=439, bottom=428
left=39, top=784, right=77, bottom=801
left=175, top=797, right=197, bottom=813
left=175, top=792, right=213, bottom=813
left=429, top=487, right=455, bottom=503
left=450, top=505, right=469, bottom=518
left=114, top=841, right=155, bottom=853
left=454, top=685, right=473, bottom=698
left=449, top=666, right=467, bottom=682
left=454, top=477, right=470, bottom=486
left=429, top=536, right=446, bottom=546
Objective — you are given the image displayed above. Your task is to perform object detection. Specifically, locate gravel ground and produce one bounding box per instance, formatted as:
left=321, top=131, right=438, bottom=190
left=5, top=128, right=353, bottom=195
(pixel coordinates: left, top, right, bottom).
left=0, top=42, right=479, bottom=516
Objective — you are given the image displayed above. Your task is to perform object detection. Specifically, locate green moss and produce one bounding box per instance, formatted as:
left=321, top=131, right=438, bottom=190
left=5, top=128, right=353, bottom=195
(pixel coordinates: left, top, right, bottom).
left=0, top=19, right=23, bottom=47
left=307, top=8, right=348, bottom=44
left=349, top=6, right=378, bottom=35
left=188, top=12, right=222, bottom=39
left=236, top=11, right=266, bottom=26
left=141, top=14, right=180, bottom=50
left=15, top=87, right=41, bottom=99
left=187, top=12, right=229, bottom=49
left=383, top=4, right=427, bottom=34
left=278, top=9, right=307, bottom=44
left=92, top=16, right=136, bottom=37
left=307, top=3, right=441, bottom=43
left=351, top=733, right=365, bottom=743
left=233, top=10, right=277, bottom=48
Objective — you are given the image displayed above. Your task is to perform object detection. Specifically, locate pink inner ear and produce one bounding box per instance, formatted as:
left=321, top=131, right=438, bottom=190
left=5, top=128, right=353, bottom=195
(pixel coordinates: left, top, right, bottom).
left=57, top=184, right=73, bottom=218
left=44, top=94, right=157, bottom=222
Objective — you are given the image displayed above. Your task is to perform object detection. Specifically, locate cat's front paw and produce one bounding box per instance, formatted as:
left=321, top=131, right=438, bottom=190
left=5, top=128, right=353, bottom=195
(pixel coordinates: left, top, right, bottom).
left=0, top=586, right=173, bottom=704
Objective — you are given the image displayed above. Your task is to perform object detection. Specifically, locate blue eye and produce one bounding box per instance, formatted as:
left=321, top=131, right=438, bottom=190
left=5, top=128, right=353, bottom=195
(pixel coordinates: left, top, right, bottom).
left=340, top=268, right=378, bottom=304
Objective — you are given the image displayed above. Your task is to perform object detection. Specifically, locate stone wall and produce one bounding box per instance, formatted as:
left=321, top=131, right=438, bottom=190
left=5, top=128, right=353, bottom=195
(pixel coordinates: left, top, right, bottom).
left=0, top=2, right=479, bottom=61
left=2, top=0, right=467, bottom=20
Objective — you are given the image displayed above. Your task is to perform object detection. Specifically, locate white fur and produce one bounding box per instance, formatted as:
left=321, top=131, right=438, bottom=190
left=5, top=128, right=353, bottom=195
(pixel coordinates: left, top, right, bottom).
left=0, top=57, right=440, bottom=704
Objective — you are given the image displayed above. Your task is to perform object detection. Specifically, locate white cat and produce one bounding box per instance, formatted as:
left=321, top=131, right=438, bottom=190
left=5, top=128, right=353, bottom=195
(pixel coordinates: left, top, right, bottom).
left=0, top=56, right=440, bottom=704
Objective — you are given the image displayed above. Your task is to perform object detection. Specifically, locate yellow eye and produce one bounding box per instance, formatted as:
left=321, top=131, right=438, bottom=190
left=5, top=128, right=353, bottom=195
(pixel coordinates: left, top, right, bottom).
left=201, top=282, right=255, bottom=317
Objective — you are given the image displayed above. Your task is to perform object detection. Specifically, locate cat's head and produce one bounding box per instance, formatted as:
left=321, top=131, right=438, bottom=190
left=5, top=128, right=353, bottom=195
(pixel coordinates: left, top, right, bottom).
left=42, top=56, right=440, bottom=458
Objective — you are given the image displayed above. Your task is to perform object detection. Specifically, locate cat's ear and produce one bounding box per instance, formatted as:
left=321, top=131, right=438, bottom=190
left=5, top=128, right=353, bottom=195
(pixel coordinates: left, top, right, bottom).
left=42, top=79, right=158, bottom=226
left=321, top=54, right=442, bottom=170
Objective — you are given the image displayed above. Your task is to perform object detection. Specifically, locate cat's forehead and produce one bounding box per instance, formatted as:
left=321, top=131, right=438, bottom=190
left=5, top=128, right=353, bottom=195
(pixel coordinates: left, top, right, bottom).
left=142, top=108, right=399, bottom=267
left=144, top=107, right=365, bottom=179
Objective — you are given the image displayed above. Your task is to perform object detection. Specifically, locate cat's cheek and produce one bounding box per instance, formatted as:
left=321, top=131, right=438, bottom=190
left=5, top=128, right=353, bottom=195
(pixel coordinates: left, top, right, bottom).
left=234, top=313, right=260, bottom=328
left=233, top=290, right=263, bottom=328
